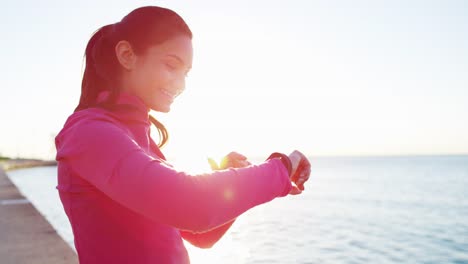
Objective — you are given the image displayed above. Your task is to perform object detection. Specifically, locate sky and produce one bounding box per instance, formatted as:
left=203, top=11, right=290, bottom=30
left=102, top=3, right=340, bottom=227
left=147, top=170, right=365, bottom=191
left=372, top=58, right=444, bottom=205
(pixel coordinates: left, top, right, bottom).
left=0, top=0, right=467, bottom=163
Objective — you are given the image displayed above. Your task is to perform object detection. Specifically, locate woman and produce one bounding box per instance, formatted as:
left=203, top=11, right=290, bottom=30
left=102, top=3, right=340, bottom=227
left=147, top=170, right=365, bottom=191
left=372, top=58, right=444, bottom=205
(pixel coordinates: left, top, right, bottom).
left=55, top=6, right=311, bottom=264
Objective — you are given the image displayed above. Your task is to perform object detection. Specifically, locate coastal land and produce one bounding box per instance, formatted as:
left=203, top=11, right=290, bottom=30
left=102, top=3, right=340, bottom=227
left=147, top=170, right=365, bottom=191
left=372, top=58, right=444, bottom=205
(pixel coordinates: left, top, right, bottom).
left=0, top=157, right=78, bottom=264
left=0, top=157, right=57, bottom=171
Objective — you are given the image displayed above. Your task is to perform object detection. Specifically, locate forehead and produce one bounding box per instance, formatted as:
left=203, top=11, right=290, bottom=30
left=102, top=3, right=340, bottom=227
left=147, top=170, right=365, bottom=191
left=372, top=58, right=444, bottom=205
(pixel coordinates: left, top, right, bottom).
left=145, top=36, right=193, bottom=65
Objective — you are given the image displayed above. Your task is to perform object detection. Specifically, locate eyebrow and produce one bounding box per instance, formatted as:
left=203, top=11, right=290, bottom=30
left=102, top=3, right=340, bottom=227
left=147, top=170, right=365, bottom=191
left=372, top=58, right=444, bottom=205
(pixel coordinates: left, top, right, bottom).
left=167, top=54, right=192, bottom=70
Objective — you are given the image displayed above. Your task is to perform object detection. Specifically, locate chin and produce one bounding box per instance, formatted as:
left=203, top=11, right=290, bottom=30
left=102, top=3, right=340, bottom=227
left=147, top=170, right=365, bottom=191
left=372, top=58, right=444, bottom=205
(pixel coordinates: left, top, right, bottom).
left=151, top=103, right=171, bottom=113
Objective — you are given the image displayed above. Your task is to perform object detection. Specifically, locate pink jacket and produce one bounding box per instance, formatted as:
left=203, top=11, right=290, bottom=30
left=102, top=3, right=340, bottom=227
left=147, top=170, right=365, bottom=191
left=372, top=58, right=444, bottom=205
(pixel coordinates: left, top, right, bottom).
left=55, top=92, right=292, bottom=264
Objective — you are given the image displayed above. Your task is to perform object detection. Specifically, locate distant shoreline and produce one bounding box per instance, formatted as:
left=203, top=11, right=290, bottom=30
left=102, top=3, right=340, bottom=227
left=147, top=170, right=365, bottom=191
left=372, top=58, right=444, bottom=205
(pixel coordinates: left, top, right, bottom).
left=0, top=158, right=57, bottom=171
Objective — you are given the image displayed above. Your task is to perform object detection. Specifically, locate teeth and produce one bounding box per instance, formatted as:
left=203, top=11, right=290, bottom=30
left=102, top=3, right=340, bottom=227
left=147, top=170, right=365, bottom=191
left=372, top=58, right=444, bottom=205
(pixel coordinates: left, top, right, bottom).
left=162, top=89, right=175, bottom=98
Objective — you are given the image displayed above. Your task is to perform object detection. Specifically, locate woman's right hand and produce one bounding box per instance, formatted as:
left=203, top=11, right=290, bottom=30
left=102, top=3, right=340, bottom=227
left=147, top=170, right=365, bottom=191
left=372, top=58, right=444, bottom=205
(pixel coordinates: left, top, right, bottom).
left=288, top=150, right=311, bottom=195
left=208, top=151, right=251, bottom=171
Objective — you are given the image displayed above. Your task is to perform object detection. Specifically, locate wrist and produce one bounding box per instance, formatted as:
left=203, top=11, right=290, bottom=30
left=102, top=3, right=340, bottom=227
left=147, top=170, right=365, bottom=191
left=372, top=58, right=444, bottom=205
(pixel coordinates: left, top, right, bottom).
left=266, top=152, right=292, bottom=177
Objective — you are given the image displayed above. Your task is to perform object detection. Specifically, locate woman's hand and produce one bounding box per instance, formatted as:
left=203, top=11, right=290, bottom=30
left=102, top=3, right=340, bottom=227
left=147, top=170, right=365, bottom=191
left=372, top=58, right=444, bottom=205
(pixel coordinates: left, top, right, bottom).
left=288, top=150, right=311, bottom=195
left=208, top=151, right=251, bottom=170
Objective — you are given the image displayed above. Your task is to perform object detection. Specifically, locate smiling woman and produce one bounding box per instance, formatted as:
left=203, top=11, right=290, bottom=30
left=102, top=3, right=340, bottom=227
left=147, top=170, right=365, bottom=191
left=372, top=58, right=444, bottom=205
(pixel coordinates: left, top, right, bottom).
left=55, top=5, right=311, bottom=264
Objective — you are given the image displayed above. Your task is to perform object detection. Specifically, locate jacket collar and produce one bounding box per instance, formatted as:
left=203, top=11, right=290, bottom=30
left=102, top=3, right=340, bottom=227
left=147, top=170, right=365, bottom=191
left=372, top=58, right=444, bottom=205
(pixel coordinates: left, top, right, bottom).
left=96, top=91, right=150, bottom=124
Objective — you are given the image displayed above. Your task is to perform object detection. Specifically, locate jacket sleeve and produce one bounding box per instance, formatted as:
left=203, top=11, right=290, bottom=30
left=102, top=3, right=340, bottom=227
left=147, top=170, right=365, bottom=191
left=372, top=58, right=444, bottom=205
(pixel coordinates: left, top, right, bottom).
left=180, top=219, right=236, bottom=248
left=56, top=119, right=292, bottom=233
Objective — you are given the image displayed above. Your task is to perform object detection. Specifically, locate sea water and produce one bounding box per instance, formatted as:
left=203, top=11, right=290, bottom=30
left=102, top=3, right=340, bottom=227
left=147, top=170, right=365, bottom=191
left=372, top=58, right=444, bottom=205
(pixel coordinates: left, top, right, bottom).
left=6, top=155, right=468, bottom=264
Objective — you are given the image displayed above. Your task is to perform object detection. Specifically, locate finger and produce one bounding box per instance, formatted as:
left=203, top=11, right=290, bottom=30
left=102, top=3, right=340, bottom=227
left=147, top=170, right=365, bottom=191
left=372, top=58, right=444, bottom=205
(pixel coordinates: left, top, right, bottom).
left=298, top=166, right=311, bottom=185
left=294, top=167, right=310, bottom=191
left=297, top=177, right=305, bottom=187
left=207, top=158, right=219, bottom=170
left=219, top=152, right=248, bottom=169
left=227, top=151, right=248, bottom=161
left=302, top=158, right=311, bottom=175
left=302, top=163, right=311, bottom=182
left=230, top=161, right=240, bottom=168
left=296, top=181, right=305, bottom=191
left=289, top=186, right=302, bottom=195
left=219, top=156, right=230, bottom=169
left=298, top=174, right=306, bottom=190
left=233, top=160, right=251, bottom=168
left=290, top=170, right=300, bottom=184
left=297, top=170, right=309, bottom=184
left=291, top=158, right=306, bottom=183
left=289, top=150, right=301, bottom=171
left=298, top=154, right=311, bottom=181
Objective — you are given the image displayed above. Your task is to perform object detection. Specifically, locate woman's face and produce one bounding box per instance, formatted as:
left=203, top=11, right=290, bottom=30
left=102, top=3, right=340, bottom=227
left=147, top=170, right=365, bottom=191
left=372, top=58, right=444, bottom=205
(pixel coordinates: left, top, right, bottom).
left=121, top=35, right=193, bottom=112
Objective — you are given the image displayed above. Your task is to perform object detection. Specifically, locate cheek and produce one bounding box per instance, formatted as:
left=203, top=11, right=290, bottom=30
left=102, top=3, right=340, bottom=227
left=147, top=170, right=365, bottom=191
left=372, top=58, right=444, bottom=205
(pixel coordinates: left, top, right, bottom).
left=147, top=66, right=173, bottom=89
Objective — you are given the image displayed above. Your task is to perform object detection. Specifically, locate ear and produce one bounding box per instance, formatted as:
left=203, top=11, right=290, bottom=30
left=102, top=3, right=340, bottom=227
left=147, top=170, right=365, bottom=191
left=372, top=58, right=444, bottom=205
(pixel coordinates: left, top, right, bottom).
left=115, top=40, right=136, bottom=71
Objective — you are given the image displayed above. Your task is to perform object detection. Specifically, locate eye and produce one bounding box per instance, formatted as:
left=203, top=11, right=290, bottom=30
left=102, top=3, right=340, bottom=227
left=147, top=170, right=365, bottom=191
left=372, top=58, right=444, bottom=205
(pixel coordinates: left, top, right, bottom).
left=165, top=62, right=177, bottom=70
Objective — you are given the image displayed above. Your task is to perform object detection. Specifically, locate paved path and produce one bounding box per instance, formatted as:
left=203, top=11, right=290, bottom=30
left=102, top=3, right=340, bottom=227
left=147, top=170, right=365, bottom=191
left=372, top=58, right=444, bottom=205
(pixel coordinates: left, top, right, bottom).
left=0, top=167, right=78, bottom=264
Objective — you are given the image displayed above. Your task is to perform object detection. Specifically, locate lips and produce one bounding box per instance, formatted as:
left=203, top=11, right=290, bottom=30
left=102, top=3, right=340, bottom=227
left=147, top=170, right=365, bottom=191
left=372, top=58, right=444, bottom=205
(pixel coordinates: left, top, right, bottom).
left=161, top=88, right=176, bottom=99
left=160, top=88, right=184, bottom=101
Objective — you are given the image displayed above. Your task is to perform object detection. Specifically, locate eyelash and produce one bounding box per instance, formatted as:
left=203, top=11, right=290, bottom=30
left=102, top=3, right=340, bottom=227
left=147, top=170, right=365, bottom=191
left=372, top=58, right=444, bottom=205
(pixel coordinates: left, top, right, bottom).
left=166, top=62, right=189, bottom=77
left=166, top=63, right=177, bottom=70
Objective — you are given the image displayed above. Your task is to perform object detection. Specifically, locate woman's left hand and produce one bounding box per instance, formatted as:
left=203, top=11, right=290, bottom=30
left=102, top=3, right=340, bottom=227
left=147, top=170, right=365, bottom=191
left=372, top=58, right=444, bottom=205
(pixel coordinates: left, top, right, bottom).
left=288, top=150, right=311, bottom=192
left=208, top=151, right=251, bottom=170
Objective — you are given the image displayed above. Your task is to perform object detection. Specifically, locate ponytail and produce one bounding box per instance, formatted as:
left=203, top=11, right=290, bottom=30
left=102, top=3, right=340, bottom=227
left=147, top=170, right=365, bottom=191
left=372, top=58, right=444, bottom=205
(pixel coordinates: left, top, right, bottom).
left=149, top=115, right=169, bottom=148
left=75, top=24, right=117, bottom=112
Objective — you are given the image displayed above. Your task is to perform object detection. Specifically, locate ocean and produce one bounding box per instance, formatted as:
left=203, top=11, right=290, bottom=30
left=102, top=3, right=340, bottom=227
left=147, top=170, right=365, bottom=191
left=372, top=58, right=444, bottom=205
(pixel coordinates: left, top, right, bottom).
left=6, top=155, right=468, bottom=264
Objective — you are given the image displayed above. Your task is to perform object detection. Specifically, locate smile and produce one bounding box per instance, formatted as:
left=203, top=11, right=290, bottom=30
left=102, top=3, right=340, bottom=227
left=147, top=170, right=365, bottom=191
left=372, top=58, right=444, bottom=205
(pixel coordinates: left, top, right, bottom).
left=161, top=88, right=184, bottom=99
left=161, top=88, right=176, bottom=99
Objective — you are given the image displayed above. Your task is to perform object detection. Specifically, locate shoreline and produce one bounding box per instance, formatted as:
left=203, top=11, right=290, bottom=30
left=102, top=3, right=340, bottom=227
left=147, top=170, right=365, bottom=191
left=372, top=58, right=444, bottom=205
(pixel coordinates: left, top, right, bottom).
left=0, top=160, right=78, bottom=263
left=0, top=158, right=57, bottom=171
